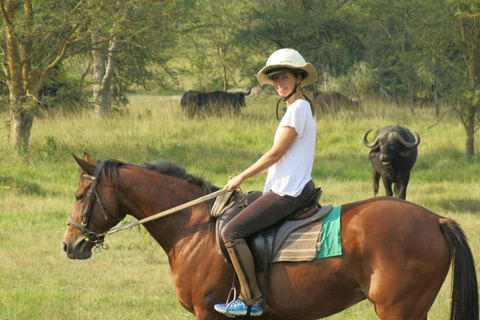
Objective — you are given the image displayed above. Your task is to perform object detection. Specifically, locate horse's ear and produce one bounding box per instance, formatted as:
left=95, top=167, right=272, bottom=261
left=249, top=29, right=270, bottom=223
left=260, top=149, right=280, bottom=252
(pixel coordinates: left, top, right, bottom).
left=72, top=154, right=96, bottom=176
left=83, top=152, right=96, bottom=164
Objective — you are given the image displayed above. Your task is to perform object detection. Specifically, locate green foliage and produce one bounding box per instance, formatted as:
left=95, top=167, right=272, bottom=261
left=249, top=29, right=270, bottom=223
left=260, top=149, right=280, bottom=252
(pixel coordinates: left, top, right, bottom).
left=250, top=0, right=364, bottom=78
left=174, top=0, right=257, bottom=91
left=38, top=63, right=88, bottom=111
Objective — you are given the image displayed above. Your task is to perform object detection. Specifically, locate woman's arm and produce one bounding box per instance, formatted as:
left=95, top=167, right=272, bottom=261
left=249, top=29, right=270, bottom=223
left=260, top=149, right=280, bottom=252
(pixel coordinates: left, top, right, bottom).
left=225, top=126, right=297, bottom=191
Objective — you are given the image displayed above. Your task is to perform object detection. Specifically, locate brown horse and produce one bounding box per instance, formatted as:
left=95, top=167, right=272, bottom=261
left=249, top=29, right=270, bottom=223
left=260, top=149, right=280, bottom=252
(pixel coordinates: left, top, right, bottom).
left=62, top=154, right=478, bottom=320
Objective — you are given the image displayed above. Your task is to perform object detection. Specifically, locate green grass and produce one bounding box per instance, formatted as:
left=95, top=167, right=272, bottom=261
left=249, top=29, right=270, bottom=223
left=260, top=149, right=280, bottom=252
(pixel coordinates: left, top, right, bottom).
left=0, top=93, right=479, bottom=319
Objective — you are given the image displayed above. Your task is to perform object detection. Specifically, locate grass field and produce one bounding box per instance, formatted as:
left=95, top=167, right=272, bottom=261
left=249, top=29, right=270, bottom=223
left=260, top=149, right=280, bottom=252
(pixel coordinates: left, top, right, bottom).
left=0, top=93, right=479, bottom=319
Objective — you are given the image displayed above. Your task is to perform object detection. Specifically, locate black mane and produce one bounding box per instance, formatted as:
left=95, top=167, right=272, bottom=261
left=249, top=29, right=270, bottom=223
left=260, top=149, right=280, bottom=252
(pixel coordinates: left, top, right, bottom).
left=143, top=160, right=219, bottom=194
left=100, top=158, right=221, bottom=227
left=101, top=158, right=219, bottom=195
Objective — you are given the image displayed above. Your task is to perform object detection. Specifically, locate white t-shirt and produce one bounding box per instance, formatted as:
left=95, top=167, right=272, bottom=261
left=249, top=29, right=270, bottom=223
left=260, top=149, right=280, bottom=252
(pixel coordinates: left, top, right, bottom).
left=263, top=99, right=316, bottom=197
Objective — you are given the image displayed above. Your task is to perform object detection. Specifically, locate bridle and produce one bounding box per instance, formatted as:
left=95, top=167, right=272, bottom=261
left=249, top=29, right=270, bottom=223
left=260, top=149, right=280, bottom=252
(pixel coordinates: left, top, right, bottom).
left=67, top=160, right=123, bottom=251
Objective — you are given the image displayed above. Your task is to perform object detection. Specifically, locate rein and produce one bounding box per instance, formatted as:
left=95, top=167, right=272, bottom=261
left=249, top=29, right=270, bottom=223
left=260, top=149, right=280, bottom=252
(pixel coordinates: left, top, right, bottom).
left=67, top=161, right=228, bottom=249
left=104, top=188, right=228, bottom=236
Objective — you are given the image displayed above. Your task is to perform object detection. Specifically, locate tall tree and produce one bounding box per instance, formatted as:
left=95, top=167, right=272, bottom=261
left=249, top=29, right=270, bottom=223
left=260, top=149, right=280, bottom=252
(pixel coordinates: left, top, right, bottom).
left=409, top=0, right=480, bottom=155
left=0, top=0, right=123, bottom=150
left=92, top=31, right=117, bottom=118
left=0, top=0, right=184, bottom=148
left=91, top=1, right=185, bottom=117
left=455, top=0, right=480, bottom=155
left=357, top=0, right=479, bottom=155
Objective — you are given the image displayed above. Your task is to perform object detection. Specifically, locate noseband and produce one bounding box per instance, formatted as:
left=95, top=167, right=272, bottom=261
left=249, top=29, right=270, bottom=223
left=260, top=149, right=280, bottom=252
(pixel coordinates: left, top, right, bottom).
left=68, top=161, right=122, bottom=251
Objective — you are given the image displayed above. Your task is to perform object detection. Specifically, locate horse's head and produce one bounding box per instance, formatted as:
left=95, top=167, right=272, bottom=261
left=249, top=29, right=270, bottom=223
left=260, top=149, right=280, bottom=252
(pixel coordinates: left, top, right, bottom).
left=62, top=153, right=125, bottom=259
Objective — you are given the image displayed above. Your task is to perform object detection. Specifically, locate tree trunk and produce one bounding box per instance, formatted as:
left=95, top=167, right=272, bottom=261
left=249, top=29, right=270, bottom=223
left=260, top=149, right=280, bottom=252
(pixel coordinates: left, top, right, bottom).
left=94, top=88, right=110, bottom=118
left=465, top=108, right=476, bottom=156
left=92, top=35, right=109, bottom=118
left=458, top=3, right=480, bottom=156
left=92, top=34, right=118, bottom=119
left=222, top=63, right=228, bottom=91
left=10, top=108, right=34, bottom=151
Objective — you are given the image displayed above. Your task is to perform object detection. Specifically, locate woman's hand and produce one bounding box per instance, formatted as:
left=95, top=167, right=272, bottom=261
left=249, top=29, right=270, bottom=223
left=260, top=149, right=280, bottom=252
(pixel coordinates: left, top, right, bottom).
left=225, top=175, right=244, bottom=192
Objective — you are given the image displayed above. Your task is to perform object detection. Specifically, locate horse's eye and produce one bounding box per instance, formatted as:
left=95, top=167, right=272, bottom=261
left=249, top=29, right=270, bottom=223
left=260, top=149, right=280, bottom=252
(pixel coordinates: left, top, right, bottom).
left=75, top=194, right=84, bottom=202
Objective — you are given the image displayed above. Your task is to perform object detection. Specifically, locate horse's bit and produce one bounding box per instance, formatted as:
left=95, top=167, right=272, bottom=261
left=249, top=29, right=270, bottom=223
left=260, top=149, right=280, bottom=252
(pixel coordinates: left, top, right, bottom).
left=67, top=161, right=121, bottom=252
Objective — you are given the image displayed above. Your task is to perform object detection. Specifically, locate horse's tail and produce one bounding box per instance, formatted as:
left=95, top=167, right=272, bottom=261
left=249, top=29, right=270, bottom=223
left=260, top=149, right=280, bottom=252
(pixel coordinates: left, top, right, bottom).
left=439, top=218, right=479, bottom=320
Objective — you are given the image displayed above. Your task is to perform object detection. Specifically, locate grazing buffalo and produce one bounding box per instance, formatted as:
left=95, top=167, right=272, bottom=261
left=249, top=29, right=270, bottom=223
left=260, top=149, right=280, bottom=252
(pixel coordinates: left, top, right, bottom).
left=363, top=125, right=420, bottom=200
left=311, top=91, right=360, bottom=112
left=181, top=88, right=251, bottom=116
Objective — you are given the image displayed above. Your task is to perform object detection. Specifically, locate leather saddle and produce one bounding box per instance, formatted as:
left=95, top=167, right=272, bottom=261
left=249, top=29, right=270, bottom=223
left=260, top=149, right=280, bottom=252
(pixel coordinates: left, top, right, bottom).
left=213, top=187, right=322, bottom=271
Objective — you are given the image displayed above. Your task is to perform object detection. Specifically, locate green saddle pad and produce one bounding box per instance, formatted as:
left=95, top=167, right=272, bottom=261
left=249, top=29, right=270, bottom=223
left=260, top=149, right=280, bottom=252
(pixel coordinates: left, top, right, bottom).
left=317, top=205, right=342, bottom=258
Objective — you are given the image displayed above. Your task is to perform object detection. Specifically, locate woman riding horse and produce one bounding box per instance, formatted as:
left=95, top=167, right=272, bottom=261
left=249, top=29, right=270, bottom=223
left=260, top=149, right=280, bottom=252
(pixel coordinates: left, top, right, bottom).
left=214, top=48, right=319, bottom=316
left=63, top=154, right=478, bottom=320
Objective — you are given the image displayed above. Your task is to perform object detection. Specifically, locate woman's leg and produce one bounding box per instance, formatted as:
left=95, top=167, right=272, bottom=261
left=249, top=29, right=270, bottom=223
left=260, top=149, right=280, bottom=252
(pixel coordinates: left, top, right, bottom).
left=219, top=181, right=315, bottom=307
left=225, top=238, right=262, bottom=304
left=222, top=180, right=315, bottom=240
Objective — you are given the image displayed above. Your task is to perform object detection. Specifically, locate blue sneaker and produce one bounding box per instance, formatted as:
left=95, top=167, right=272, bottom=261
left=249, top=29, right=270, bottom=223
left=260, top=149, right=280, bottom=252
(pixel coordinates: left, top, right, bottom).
left=214, top=299, right=263, bottom=316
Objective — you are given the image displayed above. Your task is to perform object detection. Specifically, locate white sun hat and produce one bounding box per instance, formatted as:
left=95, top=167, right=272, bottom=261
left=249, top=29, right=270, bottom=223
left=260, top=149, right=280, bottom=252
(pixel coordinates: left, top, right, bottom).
left=257, top=48, right=318, bottom=87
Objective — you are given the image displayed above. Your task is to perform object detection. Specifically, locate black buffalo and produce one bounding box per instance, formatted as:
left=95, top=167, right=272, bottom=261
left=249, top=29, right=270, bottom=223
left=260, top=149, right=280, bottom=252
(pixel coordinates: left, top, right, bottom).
left=363, top=125, right=420, bottom=200
left=181, top=89, right=251, bottom=115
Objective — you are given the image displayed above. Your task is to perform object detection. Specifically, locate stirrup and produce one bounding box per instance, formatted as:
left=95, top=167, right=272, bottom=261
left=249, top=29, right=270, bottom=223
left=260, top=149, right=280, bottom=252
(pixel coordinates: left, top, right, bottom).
left=224, top=272, right=238, bottom=318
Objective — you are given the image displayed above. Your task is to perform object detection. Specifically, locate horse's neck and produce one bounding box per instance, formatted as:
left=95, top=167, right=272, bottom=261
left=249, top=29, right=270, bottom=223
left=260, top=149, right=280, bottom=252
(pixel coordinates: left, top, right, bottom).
left=118, top=168, right=231, bottom=306
left=120, top=169, right=215, bottom=262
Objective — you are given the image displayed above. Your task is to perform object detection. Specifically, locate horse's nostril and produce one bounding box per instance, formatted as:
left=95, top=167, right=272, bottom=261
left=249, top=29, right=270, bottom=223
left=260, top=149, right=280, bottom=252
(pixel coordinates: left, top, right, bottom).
left=62, top=242, right=67, bottom=252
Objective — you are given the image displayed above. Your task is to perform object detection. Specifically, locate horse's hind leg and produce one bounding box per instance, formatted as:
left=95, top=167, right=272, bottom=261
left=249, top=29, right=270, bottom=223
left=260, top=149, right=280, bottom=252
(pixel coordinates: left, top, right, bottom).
left=369, top=260, right=448, bottom=320
left=374, top=302, right=428, bottom=320
left=368, top=234, right=450, bottom=319
left=368, top=259, right=447, bottom=320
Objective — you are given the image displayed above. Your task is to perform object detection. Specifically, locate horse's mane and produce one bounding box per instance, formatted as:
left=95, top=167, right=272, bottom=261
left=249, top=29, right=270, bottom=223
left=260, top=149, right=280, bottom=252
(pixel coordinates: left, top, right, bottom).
left=101, top=158, right=220, bottom=198
left=143, top=160, right=220, bottom=195
left=101, top=159, right=219, bottom=227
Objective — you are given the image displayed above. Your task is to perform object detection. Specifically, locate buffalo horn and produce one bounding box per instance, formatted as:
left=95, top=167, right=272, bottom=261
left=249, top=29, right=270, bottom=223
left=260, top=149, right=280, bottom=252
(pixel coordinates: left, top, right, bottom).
left=363, top=129, right=381, bottom=148
left=394, top=131, right=421, bottom=148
